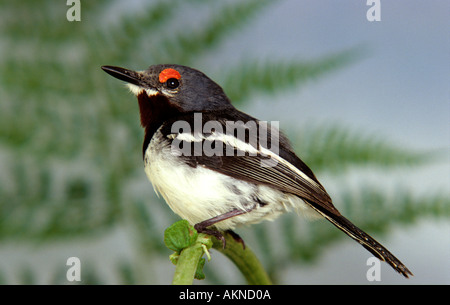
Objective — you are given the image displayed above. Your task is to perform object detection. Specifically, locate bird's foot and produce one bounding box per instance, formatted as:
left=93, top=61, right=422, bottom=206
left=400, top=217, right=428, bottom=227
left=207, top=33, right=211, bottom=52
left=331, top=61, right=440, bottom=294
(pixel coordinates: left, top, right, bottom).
left=194, top=224, right=226, bottom=249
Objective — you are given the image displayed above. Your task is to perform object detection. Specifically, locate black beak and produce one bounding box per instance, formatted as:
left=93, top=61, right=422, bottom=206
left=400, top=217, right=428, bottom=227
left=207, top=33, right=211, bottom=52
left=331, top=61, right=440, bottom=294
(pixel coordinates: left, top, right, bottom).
left=101, top=65, right=142, bottom=86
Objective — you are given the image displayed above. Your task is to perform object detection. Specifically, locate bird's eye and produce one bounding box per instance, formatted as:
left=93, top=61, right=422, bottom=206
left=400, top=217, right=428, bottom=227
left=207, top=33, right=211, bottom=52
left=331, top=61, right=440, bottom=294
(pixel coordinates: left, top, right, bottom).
left=166, top=78, right=179, bottom=89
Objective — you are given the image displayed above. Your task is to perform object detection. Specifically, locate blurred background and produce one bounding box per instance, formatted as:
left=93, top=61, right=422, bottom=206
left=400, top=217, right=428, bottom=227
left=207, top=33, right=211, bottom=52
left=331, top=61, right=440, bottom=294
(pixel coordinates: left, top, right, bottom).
left=0, top=0, right=448, bottom=284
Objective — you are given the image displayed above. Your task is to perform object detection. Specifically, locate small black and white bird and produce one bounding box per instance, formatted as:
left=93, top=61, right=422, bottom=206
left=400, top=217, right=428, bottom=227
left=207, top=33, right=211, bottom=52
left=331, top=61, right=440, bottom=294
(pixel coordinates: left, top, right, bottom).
left=101, top=64, right=412, bottom=278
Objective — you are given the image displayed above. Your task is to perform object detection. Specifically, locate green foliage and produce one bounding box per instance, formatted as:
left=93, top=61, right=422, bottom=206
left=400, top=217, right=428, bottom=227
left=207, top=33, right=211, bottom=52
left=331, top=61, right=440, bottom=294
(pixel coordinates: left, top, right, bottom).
left=164, top=220, right=198, bottom=252
left=0, top=0, right=447, bottom=284
left=223, top=48, right=364, bottom=104
left=290, top=123, right=434, bottom=172
left=257, top=186, right=449, bottom=279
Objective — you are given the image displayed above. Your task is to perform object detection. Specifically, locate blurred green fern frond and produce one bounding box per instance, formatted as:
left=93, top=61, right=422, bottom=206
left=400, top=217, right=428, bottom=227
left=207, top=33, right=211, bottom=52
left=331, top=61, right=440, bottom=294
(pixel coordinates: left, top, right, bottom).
left=222, top=48, right=364, bottom=104
left=248, top=186, right=449, bottom=282
left=0, top=0, right=446, bottom=284
left=291, top=123, right=434, bottom=172
left=153, top=0, right=275, bottom=65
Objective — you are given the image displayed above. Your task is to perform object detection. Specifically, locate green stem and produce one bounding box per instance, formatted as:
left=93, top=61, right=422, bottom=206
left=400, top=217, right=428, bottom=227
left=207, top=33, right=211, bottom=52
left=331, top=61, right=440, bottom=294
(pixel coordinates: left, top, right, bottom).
left=212, top=232, right=272, bottom=285
left=172, top=242, right=204, bottom=285
left=169, top=228, right=271, bottom=285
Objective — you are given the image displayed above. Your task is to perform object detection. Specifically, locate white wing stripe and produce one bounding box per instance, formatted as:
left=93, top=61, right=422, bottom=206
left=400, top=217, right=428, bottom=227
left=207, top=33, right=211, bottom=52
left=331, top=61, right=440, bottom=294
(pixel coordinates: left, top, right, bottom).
left=170, top=131, right=321, bottom=190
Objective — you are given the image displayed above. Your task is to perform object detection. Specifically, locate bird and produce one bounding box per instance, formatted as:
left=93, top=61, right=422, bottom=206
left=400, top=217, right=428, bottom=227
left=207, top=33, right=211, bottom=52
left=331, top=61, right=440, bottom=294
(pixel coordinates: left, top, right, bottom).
left=101, top=64, right=413, bottom=278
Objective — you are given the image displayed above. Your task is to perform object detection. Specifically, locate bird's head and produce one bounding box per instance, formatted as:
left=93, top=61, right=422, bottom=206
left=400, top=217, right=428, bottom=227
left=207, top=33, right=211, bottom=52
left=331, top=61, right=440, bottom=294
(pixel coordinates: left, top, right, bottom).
left=101, top=64, right=232, bottom=114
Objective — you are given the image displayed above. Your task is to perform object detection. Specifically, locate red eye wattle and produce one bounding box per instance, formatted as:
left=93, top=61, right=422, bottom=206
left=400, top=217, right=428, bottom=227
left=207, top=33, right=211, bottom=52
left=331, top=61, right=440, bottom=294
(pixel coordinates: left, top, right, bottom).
left=159, top=68, right=181, bottom=83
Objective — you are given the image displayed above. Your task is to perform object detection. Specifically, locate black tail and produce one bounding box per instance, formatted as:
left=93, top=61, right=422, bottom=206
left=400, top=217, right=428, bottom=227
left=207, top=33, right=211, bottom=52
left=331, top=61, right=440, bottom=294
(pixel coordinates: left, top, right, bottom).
left=309, top=202, right=413, bottom=278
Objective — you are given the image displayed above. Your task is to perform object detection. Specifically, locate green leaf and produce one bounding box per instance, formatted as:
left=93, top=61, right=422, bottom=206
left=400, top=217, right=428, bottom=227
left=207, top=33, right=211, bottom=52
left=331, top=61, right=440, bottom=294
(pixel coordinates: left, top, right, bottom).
left=164, top=220, right=198, bottom=252
left=194, top=258, right=206, bottom=280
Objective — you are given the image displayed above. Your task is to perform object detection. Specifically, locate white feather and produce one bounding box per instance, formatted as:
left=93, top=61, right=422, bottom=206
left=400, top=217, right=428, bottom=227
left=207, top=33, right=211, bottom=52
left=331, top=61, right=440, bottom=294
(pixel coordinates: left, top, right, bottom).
left=126, top=83, right=158, bottom=97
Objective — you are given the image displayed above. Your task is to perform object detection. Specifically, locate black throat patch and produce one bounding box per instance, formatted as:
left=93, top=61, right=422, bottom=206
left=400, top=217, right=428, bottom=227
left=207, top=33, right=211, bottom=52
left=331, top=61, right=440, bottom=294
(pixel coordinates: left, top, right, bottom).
left=137, top=92, right=182, bottom=158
